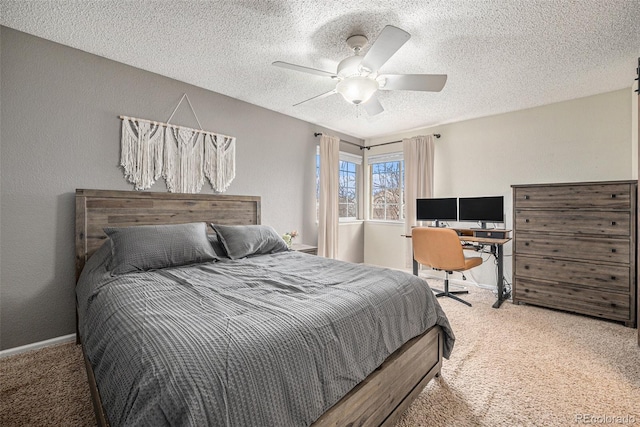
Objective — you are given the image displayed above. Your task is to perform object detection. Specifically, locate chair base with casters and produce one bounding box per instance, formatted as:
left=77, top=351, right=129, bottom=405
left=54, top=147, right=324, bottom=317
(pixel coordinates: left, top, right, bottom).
left=430, top=270, right=471, bottom=307
left=411, top=227, right=483, bottom=307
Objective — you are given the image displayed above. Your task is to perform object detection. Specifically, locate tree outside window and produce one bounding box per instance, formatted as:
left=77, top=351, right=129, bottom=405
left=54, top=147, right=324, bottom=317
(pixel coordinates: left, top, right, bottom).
left=371, top=160, right=404, bottom=221
left=338, top=160, right=357, bottom=219
left=316, top=153, right=359, bottom=221
left=316, top=154, right=320, bottom=220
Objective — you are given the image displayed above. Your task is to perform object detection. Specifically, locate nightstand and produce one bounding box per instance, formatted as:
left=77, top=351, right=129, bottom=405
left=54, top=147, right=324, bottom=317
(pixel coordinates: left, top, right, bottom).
left=290, top=243, right=318, bottom=255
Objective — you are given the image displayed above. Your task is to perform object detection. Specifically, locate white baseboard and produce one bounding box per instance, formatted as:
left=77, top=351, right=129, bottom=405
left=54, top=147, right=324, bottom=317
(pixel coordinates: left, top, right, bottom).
left=390, top=265, right=496, bottom=291
left=420, top=271, right=495, bottom=291
left=0, top=334, right=76, bottom=359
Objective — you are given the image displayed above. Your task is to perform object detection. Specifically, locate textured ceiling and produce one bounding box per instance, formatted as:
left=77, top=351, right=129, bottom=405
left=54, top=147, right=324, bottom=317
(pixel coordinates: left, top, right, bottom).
left=2, top=0, right=639, bottom=139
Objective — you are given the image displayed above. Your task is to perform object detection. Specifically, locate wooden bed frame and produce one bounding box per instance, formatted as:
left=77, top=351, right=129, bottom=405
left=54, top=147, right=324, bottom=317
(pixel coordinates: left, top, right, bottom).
left=75, top=188, right=443, bottom=427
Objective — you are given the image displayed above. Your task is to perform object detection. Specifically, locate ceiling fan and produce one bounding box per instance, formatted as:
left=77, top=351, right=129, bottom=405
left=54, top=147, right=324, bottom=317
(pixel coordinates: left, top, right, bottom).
left=273, top=25, right=447, bottom=116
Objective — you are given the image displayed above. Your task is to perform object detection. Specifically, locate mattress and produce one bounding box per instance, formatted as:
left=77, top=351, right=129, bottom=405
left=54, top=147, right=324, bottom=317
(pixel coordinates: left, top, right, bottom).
left=77, top=243, right=454, bottom=426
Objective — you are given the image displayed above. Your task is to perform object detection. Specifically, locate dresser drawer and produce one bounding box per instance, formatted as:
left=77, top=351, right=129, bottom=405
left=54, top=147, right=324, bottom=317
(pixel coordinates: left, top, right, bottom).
left=513, top=183, right=631, bottom=210
left=514, top=210, right=630, bottom=236
left=514, top=255, right=630, bottom=293
left=515, top=232, right=630, bottom=264
left=513, top=277, right=631, bottom=322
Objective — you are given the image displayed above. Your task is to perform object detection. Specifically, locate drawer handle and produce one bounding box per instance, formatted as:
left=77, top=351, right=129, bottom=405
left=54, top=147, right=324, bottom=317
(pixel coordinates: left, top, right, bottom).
left=524, top=195, right=530, bottom=200
left=611, top=194, right=616, bottom=198
left=611, top=276, right=617, bottom=280
left=524, top=265, right=530, bottom=270
left=524, top=242, right=530, bottom=246
left=611, top=221, right=616, bottom=226
left=611, top=248, right=617, bottom=253
left=525, top=219, right=530, bottom=223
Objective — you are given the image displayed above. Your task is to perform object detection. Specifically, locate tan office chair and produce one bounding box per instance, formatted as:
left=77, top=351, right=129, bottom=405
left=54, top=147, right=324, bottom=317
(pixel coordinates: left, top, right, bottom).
left=412, top=227, right=482, bottom=307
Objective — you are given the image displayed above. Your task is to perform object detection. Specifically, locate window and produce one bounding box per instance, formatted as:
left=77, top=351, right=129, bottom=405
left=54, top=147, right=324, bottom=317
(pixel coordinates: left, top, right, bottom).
left=369, top=153, right=404, bottom=221
left=316, top=149, right=362, bottom=220
left=338, top=159, right=357, bottom=218
left=316, top=154, right=320, bottom=219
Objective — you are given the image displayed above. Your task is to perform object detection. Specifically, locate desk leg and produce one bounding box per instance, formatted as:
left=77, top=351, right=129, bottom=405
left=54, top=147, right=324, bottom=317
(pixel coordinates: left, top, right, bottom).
left=492, top=243, right=510, bottom=308
left=413, top=257, right=419, bottom=276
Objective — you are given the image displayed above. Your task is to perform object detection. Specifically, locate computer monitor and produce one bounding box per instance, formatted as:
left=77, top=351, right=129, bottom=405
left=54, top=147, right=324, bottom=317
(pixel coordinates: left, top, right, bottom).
left=416, top=198, right=457, bottom=227
left=458, top=196, right=504, bottom=229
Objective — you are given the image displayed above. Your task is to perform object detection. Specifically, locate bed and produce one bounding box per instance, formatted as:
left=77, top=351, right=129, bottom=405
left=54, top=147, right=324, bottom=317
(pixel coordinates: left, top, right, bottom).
left=75, top=189, right=454, bottom=426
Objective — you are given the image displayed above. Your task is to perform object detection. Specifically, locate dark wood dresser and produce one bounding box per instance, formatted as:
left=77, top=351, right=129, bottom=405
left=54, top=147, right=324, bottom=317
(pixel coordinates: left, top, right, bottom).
left=512, top=180, right=637, bottom=327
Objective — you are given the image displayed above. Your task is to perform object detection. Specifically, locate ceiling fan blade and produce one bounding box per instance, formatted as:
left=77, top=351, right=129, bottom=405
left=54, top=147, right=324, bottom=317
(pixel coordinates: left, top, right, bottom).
left=272, top=61, right=337, bottom=78
left=359, top=25, right=411, bottom=73
left=293, top=89, right=337, bottom=107
left=362, top=95, right=384, bottom=116
left=380, top=74, right=447, bottom=92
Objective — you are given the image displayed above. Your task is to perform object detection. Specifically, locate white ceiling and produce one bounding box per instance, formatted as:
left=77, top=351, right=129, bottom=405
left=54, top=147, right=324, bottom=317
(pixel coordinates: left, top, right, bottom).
left=2, top=1, right=639, bottom=139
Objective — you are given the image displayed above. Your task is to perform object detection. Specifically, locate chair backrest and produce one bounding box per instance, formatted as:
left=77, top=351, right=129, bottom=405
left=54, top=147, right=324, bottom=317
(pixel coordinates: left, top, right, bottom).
left=412, top=227, right=466, bottom=271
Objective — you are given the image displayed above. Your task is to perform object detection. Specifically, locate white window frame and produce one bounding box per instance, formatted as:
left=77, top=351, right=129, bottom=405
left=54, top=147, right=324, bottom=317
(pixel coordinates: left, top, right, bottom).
left=368, top=152, right=405, bottom=222
left=338, top=151, right=362, bottom=221
left=316, top=147, right=363, bottom=222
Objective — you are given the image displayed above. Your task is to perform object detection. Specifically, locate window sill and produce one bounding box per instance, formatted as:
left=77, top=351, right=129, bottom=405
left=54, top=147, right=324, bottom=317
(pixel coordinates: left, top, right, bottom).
left=315, top=219, right=364, bottom=225
left=339, top=219, right=364, bottom=224
left=365, top=220, right=405, bottom=225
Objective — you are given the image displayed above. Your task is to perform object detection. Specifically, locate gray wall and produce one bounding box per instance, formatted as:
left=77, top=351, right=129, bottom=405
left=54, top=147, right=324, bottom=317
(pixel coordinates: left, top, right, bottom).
left=0, top=27, right=362, bottom=349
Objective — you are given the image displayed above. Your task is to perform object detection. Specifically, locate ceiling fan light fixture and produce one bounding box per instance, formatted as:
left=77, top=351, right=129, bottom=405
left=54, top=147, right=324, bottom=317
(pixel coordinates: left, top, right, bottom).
left=337, top=56, right=363, bottom=79
left=336, top=76, right=379, bottom=105
left=273, top=25, right=447, bottom=114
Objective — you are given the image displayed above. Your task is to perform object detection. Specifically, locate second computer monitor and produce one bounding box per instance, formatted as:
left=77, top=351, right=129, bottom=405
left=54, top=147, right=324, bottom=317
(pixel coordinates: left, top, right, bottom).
left=416, top=198, right=457, bottom=227
left=458, top=196, right=504, bottom=228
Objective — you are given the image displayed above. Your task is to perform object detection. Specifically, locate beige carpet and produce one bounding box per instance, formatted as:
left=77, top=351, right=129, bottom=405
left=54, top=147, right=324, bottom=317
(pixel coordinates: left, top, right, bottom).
left=1, top=285, right=639, bottom=426
left=0, top=340, right=94, bottom=426
left=396, top=284, right=640, bottom=426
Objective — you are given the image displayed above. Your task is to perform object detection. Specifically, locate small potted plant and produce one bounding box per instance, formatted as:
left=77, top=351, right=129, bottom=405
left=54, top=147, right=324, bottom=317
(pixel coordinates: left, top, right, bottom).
left=282, top=230, right=298, bottom=248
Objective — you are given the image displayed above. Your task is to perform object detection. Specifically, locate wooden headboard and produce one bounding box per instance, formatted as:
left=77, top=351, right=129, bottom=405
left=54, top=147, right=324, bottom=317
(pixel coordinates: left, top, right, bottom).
left=75, top=189, right=261, bottom=281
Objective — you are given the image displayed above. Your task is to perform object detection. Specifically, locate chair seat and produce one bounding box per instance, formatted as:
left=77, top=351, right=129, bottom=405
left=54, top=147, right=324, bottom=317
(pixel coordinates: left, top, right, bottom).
left=458, top=256, right=482, bottom=271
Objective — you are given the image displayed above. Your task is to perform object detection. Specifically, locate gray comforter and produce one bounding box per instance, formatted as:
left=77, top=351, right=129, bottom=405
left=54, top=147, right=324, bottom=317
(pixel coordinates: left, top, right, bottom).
left=77, top=244, right=454, bottom=427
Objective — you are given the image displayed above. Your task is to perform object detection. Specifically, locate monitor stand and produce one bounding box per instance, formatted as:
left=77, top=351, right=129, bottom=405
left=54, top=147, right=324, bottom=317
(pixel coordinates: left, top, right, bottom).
left=471, top=222, right=495, bottom=230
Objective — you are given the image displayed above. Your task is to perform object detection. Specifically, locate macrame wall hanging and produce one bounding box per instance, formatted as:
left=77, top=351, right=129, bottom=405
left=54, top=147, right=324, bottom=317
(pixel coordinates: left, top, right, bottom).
left=119, top=94, right=236, bottom=193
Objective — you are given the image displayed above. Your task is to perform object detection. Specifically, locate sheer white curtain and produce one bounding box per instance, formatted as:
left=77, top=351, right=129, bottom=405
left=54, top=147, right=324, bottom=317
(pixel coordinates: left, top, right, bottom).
left=318, top=134, right=340, bottom=258
left=403, top=135, right=435, bottom=266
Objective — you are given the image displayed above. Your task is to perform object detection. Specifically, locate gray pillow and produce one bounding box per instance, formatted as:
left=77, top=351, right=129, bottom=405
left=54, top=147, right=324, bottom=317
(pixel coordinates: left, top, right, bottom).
left=211, top=224, right=289, bottom=259
left=207, top=232, right=229, bottom=258
left=105, top=222, right=218, bottom=274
